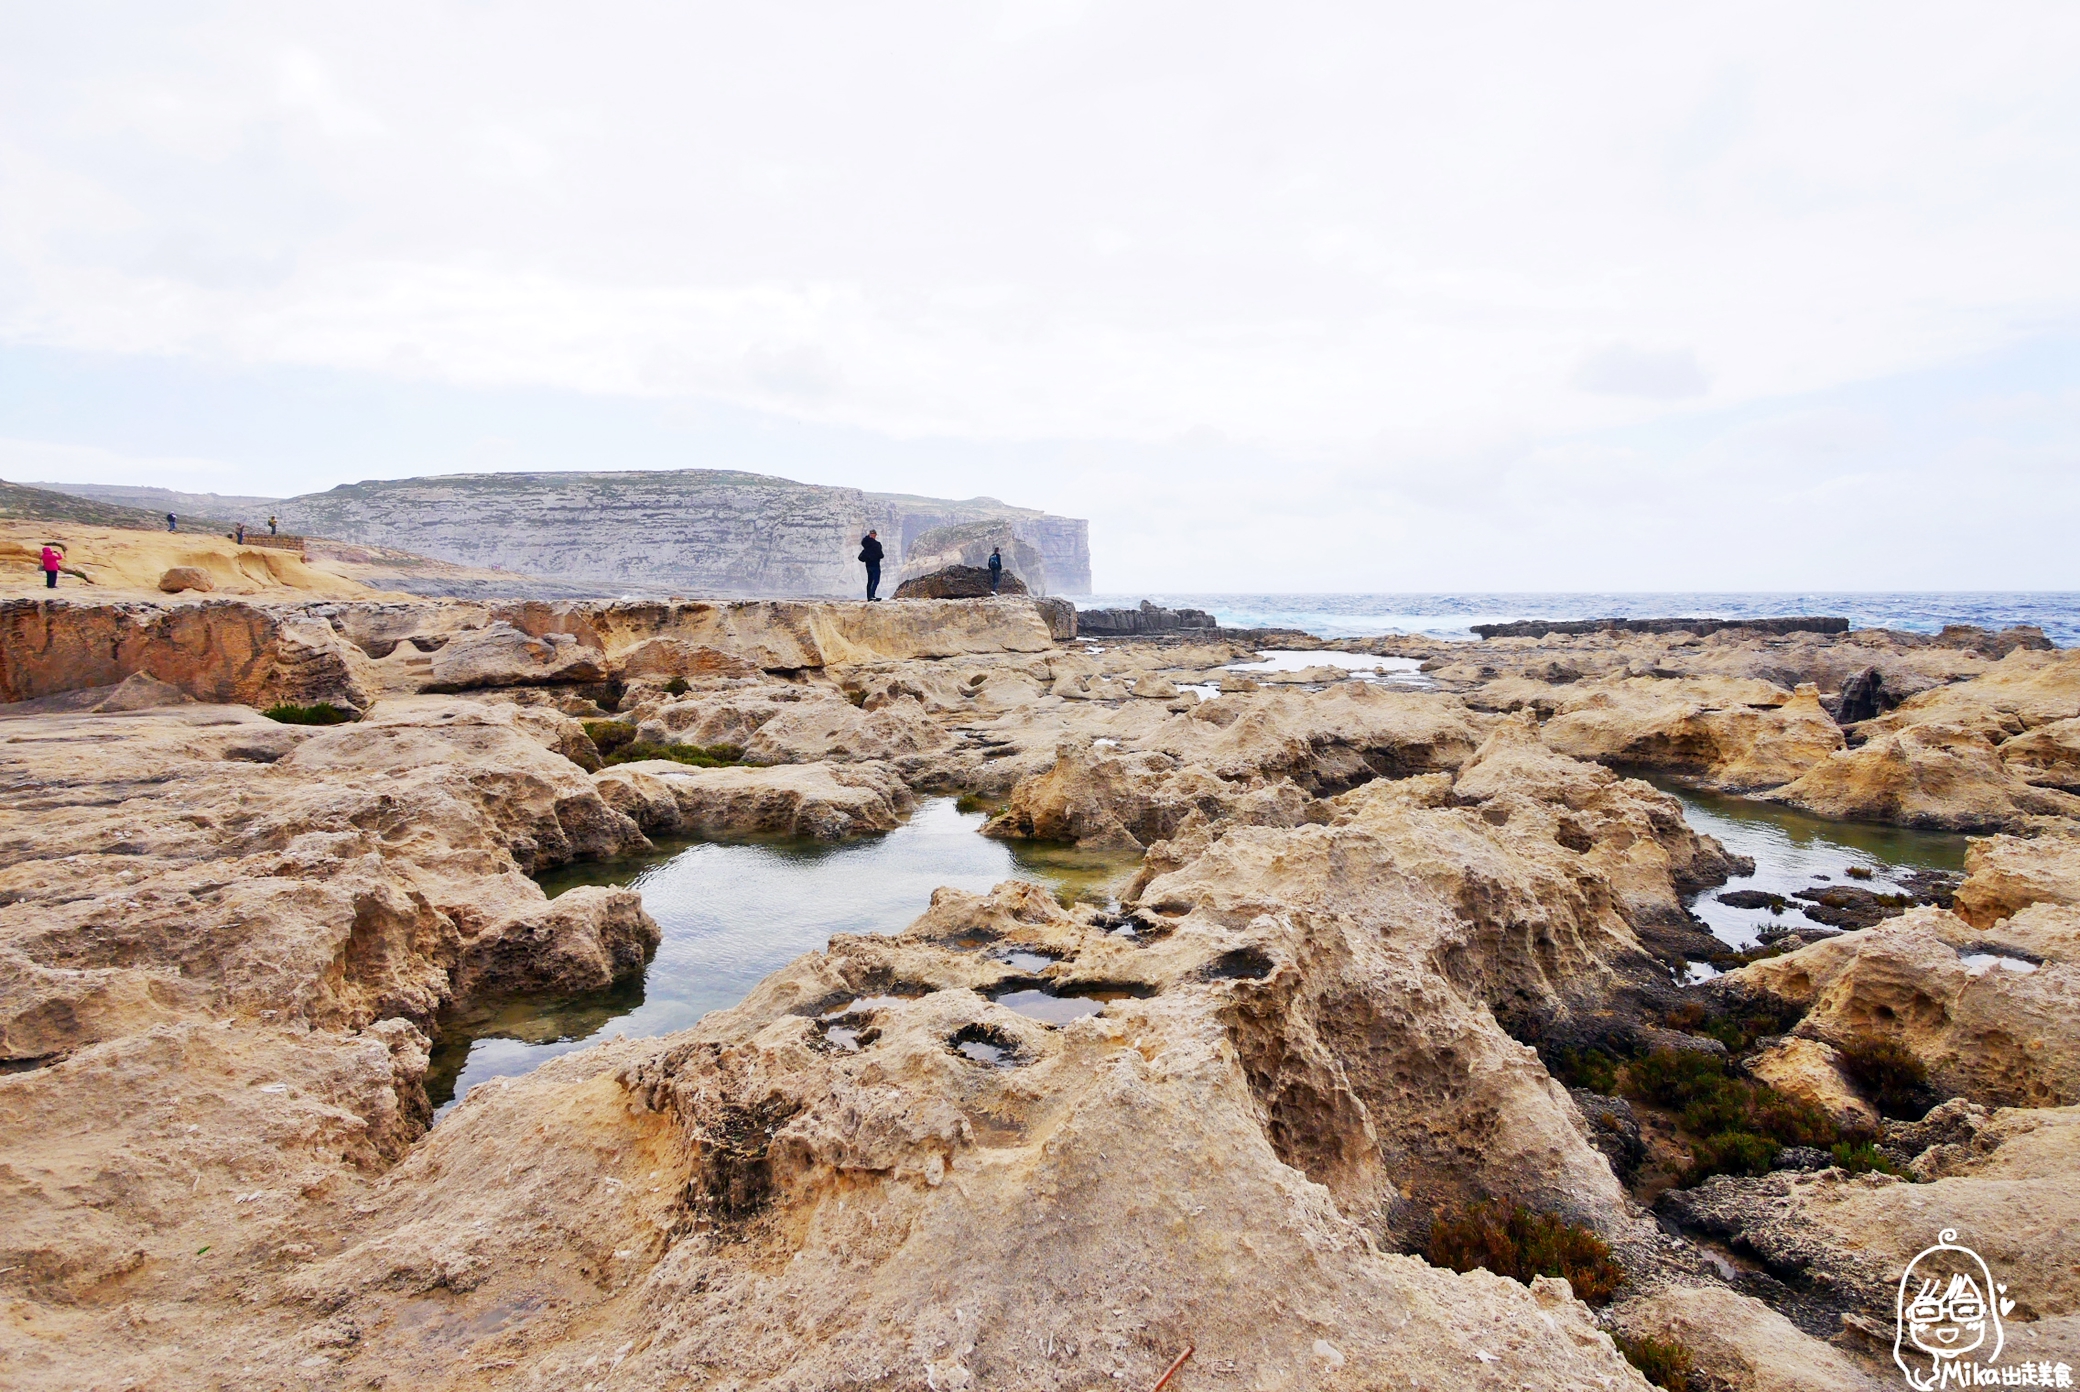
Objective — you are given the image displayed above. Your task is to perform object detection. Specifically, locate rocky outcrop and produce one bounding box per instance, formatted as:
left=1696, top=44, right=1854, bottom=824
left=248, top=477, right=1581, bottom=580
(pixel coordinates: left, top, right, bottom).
left=423, top=621, right=609, bottom=691
left=1722, top=903, right=2080, bottom=1109
left=258, top=468, right=1092, bottom=595
left=982, top=739, right=1313, bottom=849
left=1769, top=722, right=2080, bottom=831
left=1532, top=676, right=1846, bottom=791
left=891, top=563, right=1029, bottom=599
left=156, top=565, right=213, bottom=593
left=1075, top=598, right=1219, bottom=636
left=594, top=760, right=915, bottom=840
left=1474, top=615, right=1850, bottom=640
left=893, top=519, right=1051, bottom=593
left=1612, top=1285, right=1890, bottom=1392
left=0, top=598, right=379, bottom=714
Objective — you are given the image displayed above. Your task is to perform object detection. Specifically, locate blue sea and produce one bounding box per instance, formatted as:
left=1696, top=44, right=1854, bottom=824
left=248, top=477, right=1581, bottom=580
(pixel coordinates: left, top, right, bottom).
left=1080, top=593, right=2080, bottom=648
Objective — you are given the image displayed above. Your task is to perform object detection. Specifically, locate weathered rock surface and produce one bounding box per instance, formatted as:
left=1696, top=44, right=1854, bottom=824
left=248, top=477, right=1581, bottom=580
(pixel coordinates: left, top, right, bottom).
left=155, top=564, right=214, bottom=593
left=1744, top=1035, right=1881, bottom=1133
left=891, top=562, right=1030, bottom=599
left=424, top=620, right=609, bottom=690
left=1613, top=1284, right=1891, bottom=1391
left=1, top=598, right=381, bottom=713
left=1722, top=907, right=2080, bottom=1108
left=894, top=519, right=1051, bottom=593
left=7, top=603, right=2075, bottom=1390
left=596, top=759, right=915, bottom=840
left=1509, top=675, right=1845, bottom=791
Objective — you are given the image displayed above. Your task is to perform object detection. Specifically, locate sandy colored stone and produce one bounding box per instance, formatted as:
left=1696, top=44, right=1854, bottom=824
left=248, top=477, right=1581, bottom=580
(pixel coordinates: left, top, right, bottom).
left=2000, top=715, right=2080, bottom=793
left=1744, top=1036, right=1880, bottom=1133
left=1770, top=721, right=2080, bottom=831
left=1954, top=831, right=2080, bottom=928
left=0, top=519, right=383, bottom=601
left=982, top=739, right=1311, bottom=850
left=156, top=564, right=214, bottom=593
left=0, top=598, right=382, bottom=713
left=595, top=759, right=915, bottom=840
left=1614, top=1285, right=1890, bottom=1391
left=1535, top=676, right=1845, bottom=792
left=424, top=620, right=610, bottom=690
left=610, top=636, right=765, bottom=681
left=1725, top=908, right=2080, bottom=1108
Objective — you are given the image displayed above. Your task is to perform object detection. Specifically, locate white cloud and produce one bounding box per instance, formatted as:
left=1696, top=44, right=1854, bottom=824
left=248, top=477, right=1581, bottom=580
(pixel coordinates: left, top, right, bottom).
left=0, top=2, right=2076, bottom=588
left=1571, top=346, right=1709, bottom=400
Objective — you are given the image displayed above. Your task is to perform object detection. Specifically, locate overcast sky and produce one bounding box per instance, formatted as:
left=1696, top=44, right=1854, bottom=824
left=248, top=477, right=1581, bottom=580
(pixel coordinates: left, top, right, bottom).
left=2, top=2, right=2076, bottom=591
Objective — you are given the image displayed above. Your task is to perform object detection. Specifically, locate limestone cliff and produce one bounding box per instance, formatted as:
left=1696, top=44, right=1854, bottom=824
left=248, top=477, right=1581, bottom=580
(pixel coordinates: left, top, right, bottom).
left=51, top=470, right=1094, bottom=597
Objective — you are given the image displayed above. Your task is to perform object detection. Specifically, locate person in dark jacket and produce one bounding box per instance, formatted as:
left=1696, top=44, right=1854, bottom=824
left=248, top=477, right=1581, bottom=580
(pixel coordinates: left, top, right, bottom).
left=858, top=530, right=884, bottom=600
left=987, top=547, right=1003, bottom=593
left=166, top=513, right=178, bottom=533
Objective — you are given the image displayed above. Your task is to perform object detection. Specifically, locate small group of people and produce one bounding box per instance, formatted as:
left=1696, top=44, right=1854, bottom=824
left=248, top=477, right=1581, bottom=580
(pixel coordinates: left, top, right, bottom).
left=232, top=516, right=280, bottom=546
left=855, top=531, right=1006, bottom=601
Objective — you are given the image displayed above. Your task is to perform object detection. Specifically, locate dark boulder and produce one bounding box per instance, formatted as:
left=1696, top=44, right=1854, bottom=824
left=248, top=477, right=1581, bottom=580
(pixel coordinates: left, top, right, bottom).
left=1833, top=667, right=1897, bottom=725
left=892, top=565, right=1029, bottom=600
left=1075, top=599, right=1218, bottom=637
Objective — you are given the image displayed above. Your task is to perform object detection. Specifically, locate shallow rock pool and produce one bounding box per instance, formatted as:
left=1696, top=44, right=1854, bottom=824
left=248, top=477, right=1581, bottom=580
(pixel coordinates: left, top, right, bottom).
left=1664, top=783, right=1970, bottom=960
left=426, top=798, right=1139, bottom=1118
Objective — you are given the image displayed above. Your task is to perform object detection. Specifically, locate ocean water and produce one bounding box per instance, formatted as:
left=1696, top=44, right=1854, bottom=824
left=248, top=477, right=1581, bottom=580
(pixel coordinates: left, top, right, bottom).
left=1081, top=592, right=2080, bottom=647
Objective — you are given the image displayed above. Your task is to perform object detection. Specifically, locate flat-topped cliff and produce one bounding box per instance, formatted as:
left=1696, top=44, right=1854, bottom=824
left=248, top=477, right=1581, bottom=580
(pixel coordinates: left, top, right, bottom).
left=41, top=470, right=1092, bottom=597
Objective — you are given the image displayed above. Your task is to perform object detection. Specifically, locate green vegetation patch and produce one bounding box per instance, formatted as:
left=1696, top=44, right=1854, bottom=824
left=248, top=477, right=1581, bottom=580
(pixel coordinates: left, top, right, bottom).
left=262, top=702, right=354, bottom=725
left=583, top=720, right=744, bottom=769
left=1622, top=1047, right=1838, bottom=1183
left=1424, top=1202, right=1624, bottom=1305
left=1614, top=1333, right=1694, bottom=1391
left=1836, top=1036, right=1931, bottom=1118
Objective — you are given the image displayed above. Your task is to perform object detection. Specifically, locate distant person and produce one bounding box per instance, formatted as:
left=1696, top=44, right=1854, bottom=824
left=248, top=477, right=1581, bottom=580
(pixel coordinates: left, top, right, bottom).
left=268, top=515, right=278, bottom=536
left=235, top=523, right=246, bottom=545
left=166, top=513, right=178, bottom=532
left=40, top=542, right=64, bottom=589
left=988, top=546, right=1003, bottom=593
left=858, top=529, right=884, bottom=601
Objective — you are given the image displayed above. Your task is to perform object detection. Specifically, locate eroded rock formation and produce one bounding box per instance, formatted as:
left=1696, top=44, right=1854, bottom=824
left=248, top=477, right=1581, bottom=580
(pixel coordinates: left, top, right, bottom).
left=4, top=600, right=2076, bottom=1389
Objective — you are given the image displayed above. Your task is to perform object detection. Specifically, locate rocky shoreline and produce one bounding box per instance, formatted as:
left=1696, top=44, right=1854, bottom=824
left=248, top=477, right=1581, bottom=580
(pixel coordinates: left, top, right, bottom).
left=2, top=597, right=2075, bottom=1389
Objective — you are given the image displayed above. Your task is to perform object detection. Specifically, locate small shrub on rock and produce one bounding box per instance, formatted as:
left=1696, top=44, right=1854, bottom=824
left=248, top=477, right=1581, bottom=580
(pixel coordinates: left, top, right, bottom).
left=1424, top=1202, right=1624, bottom=1305
left=1614, top=1333, right=1693, bottom=1391
left=581, top=720, right=744, bottom=768
left=1549, top=1045, right=1620, bottom=1094
left=1835, top=1037, right=1931, bottom=1118
left=262, top=702, right=353, bottom=725
left=1829, top=1140, right=1903, bottom=1176
left=663, top=676, right=690, bottom=696
left=1622, top=1048, right=1839, bottom=1184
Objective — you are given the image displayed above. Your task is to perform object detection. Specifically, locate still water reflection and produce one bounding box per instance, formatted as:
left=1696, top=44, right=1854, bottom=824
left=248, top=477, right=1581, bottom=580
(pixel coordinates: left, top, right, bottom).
left=427, top=798, right=1138, bottom=1117
left=1664, top=782, right=1969, bottom=951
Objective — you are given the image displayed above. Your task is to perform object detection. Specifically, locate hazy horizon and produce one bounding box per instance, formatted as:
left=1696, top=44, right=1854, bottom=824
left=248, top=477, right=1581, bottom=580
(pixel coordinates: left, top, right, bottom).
left=3, top=4, right=2077, bottom=592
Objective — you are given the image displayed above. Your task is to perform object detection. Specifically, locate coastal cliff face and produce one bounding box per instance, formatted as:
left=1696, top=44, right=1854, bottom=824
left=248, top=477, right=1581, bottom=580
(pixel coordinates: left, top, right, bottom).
left=249, top=469, right=1092, bottom=596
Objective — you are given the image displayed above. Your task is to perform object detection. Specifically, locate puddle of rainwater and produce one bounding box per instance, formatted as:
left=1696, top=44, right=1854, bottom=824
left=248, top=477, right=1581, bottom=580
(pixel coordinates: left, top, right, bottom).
left=1960, top=953, right=2038, bottom=976
left=1658, top=782, right=1969, bottom=952
left=989, top=983, right=1151, bottom=1026
left=1223, top=651, right=1435, bottom=688
left=428, top=798, right=1135, bottom=1118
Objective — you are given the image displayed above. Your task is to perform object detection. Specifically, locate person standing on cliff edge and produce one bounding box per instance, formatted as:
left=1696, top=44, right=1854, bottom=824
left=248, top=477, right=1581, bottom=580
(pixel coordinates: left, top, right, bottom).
left=40, top=542, right=65, bottom=589
left=988, top=547, right=1003, bottom=593
left=859, top=529, right=884, bottom=601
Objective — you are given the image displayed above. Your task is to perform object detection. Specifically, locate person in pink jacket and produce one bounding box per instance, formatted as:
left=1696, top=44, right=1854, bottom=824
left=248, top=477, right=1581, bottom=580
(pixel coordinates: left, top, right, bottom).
left=39, top=542, right=65, bottom=589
